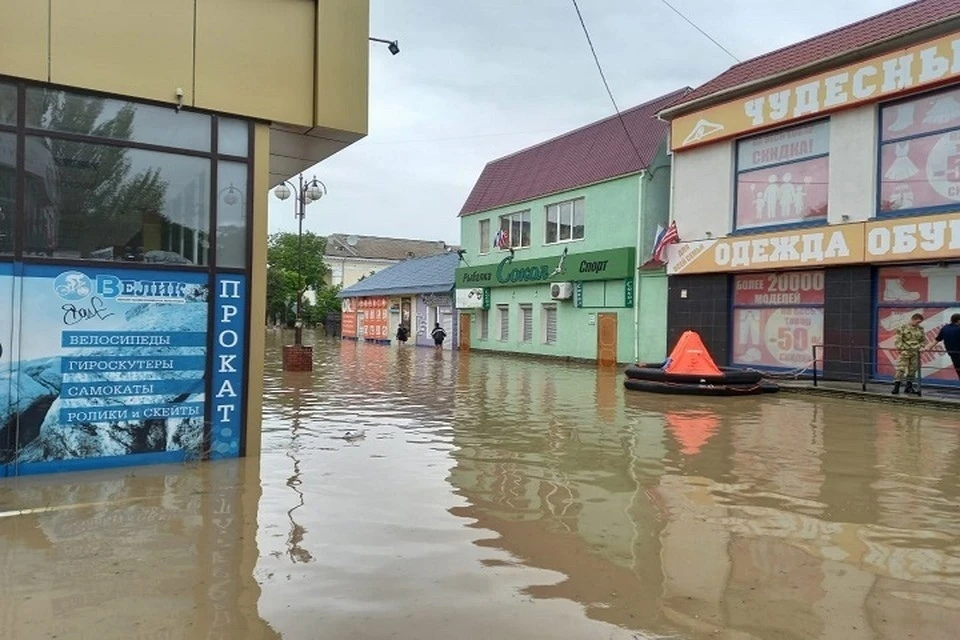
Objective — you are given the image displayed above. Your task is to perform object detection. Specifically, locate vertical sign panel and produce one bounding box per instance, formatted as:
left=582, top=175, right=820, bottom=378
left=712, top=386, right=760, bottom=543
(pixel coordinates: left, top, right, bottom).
left=211, top=274, right=247, bottom=459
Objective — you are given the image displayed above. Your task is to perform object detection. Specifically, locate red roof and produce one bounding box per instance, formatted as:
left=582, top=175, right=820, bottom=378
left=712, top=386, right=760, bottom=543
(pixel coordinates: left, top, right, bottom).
left=666, top=0, right=960, bottom=113
left=459, top=88, right=691, bottom=216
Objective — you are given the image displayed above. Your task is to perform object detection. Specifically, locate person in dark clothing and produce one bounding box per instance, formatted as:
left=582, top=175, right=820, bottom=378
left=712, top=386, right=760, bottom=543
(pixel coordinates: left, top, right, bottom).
left=431, top=322, right=447, bottom=349
left=934, top=313, right=960, bottom=379
left=396, top=324, right=409, bottom=345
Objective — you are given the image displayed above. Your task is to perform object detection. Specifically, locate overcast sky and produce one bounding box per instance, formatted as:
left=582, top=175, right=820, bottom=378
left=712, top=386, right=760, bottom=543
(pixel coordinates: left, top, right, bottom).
left=267, top=0, right=910, bottom=245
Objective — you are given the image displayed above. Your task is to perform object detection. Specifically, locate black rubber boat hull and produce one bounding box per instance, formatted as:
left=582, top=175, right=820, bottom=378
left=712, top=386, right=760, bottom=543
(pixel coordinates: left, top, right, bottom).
left=623, top=378, right=779, bottom=396
left=624, top=363, right=762, bottom=385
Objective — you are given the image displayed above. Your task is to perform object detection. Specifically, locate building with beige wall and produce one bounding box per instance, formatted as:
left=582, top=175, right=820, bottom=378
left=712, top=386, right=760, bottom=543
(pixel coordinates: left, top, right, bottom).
left=660, top=0, right=960, bottom=386
left=0, top=0, right=370, bottom=476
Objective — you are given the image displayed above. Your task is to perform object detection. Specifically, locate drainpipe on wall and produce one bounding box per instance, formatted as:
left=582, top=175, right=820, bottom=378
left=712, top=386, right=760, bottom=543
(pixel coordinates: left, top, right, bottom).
left=634, top=170, right=646, bottom=364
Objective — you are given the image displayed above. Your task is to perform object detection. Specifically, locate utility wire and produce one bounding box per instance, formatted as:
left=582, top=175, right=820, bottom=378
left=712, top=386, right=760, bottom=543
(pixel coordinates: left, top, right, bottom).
left=570, top=0, right=646, bottom=166
left=659, top=0, right=740, bottom=63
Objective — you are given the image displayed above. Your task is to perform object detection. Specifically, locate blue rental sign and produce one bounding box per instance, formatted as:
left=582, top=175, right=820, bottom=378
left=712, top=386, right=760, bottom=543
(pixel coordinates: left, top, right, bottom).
left=1, top=264, right=211, bottom=476
left=211, top=274, right=247, bottom=459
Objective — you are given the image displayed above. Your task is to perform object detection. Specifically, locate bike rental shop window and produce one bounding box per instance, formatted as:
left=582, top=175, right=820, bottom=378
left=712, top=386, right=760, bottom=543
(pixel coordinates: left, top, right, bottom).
left=875, top=264, right=960, bottom=383
left=731, top=270, right=825, bottom=369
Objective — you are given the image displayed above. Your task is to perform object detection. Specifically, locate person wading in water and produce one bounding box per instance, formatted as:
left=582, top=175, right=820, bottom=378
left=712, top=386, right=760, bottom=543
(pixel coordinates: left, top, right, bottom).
left=431, top=322, right=447, bottom=350
left=396, top=324, right=409, bottom=345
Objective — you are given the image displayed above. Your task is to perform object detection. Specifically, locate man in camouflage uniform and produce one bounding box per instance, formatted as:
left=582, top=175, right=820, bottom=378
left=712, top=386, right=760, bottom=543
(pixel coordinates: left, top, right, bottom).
left=892, top=313, right=926, bottom=395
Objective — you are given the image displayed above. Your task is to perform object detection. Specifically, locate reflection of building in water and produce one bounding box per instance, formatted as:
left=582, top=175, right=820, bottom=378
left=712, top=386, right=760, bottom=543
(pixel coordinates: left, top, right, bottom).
left=653, top=402, right=960, bottom=640
left=0, top=460, right=280, bottom=638
left=452, top=364, right=960, bottom=639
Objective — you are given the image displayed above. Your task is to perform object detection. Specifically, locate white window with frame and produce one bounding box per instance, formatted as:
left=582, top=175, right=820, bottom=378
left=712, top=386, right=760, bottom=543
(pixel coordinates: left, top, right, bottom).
left=545, top=198, right=585, bottom=244
left=498, top=304, right=509, bottom=341
left=542, top=304, right=557, bottom=345
left=498, top=211, right=531, bottom=249
left=478, top=219, right=490, bottom=255
left=520, top=304, right=533, bottom=343
left=479, top=309, right=489, bottom=340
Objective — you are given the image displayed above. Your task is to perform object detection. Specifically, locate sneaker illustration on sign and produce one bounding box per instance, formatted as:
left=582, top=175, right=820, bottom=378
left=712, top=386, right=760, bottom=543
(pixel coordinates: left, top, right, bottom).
left=739, top=347, right=762, bottom=363
left=682, top=119, right=724, bottom=146
left=883, top=278, right=920, bottom=302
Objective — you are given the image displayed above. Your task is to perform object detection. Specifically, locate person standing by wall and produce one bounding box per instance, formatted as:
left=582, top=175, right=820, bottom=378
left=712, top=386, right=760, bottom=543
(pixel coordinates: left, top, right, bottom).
left=892, top=313, right=926, bottom=395
left=396, top=324, right=409, bottom=345
left=933, top=313, right=960, bottom=380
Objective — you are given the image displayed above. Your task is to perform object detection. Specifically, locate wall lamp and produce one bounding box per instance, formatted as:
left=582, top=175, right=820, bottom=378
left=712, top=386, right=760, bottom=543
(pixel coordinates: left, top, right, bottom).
left=370, top=37, right=400, bottom=55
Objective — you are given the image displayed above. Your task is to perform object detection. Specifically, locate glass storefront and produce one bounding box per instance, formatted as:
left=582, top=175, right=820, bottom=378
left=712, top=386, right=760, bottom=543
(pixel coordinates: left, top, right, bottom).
left=0, top=79, right=252, bottom=476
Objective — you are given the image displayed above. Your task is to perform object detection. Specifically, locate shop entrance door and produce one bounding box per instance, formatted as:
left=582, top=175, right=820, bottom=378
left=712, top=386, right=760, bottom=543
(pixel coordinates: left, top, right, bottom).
left=597, top=313, right=618, bottom=367
left=459, top=314, right=471, bottom=351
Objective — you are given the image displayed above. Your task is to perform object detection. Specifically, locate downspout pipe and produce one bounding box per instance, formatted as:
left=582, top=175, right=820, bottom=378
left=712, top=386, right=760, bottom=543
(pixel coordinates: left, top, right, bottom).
left=634, top=170, right=645, bottom=364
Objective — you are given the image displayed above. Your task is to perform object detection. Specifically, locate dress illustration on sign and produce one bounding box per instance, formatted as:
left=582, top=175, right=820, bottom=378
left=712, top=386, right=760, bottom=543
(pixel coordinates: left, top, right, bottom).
left=0, top=265, right=208, bottom=470
left=884, top=142, right=919, bottom=181
left=880, top=131, right=960, bottom=211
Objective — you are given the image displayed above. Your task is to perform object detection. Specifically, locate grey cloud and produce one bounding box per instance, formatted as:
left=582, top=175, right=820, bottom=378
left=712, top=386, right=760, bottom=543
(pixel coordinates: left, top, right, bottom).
left=269, top=0, right=913, bottom=244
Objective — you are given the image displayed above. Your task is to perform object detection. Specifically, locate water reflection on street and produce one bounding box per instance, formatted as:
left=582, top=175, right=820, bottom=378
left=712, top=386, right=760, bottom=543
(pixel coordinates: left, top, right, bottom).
left=2, top=331, right=960, bottom=639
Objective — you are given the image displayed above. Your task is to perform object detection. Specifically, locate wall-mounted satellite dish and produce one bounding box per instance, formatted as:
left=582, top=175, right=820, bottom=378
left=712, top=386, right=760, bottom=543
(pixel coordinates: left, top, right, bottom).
left=346, top=234, right=359, bottom=247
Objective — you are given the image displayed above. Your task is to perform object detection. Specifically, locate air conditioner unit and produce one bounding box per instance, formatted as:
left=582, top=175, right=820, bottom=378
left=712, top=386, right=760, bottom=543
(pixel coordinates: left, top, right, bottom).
left=551, top=282, right=574, bottom=300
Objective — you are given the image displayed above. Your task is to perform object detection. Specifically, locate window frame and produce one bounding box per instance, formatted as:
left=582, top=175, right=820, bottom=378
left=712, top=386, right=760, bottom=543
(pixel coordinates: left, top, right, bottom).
left=542, top=303, right=557, bottom=345
left=478, top=308, right=489, bottom=341
left=544, top=197, right=585, bottom=245
left=876, top=84, right=960, bottom=219
left=478, top=218, right=491, bottom=255
left=732, top=119, right=830, bottom=235
left=497, top=304, right=509, bottom=342
left=497, top=210, right=531, bottom=250
left=0, top=75, right=253, bottom=273
left=520, top=303, right=533, bottom=343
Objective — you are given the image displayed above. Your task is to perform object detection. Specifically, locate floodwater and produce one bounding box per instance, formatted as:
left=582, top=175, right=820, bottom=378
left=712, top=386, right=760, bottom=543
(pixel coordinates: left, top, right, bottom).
left=2, top=332, right=960, bottom=639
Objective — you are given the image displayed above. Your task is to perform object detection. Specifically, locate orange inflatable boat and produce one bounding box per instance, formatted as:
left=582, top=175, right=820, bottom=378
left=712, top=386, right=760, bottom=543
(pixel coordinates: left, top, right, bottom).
left=623, top=331, right=778, bottom=395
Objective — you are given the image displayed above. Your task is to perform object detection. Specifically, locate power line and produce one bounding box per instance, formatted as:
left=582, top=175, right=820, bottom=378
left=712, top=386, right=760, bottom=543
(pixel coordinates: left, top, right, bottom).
left=659, top=0, right=740, bottom=63
left=570, top=0, right=646, bottom=166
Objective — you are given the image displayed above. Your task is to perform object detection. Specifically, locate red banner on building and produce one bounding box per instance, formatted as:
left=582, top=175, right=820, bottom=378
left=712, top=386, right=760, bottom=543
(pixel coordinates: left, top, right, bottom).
left=736, top=156, right=829, bottom=229
left=733, top=271, right=825, bottom=306
left=876, top=306, right=960, bottom=381
left=358, top=297, right=390, bottom=340
left=732, top=307, right=824, bottom=368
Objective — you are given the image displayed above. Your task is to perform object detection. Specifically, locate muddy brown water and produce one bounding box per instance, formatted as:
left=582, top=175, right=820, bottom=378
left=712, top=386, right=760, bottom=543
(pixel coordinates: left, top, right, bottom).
left=1, top=331, right=959, bottom=639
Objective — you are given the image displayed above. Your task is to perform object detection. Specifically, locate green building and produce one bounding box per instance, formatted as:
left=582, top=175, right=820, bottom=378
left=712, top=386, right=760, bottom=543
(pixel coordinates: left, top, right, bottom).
left=454, top=89, right=688, bottom=364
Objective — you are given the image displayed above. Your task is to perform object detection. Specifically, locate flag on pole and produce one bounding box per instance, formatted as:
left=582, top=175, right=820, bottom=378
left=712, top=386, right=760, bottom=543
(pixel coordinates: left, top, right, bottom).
left=652, top=221, right=680, bottom=264
left=494, top=227, right=510, bottom=250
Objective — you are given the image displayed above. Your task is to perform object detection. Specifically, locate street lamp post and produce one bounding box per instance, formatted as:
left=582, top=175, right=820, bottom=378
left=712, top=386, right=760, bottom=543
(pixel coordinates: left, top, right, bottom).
left=274, top=174, right=327, bottom=371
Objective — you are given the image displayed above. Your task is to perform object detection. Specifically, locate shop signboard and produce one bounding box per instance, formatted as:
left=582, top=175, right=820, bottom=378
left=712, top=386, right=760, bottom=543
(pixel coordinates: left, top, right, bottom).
left=733, top=271, right=825, bottom=306
left=1, top=264, right=209, bottom=475
left=865, top=211, right=960, bottom=263
left=667, top=224, right=864, bottom=274
left=455, top=247, right=635, bottom=289
left=671, top=29, right=960, bottom=151
left=455, top=288, right=488, bottom=309
left=876, top=264, right=960, bottom=382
